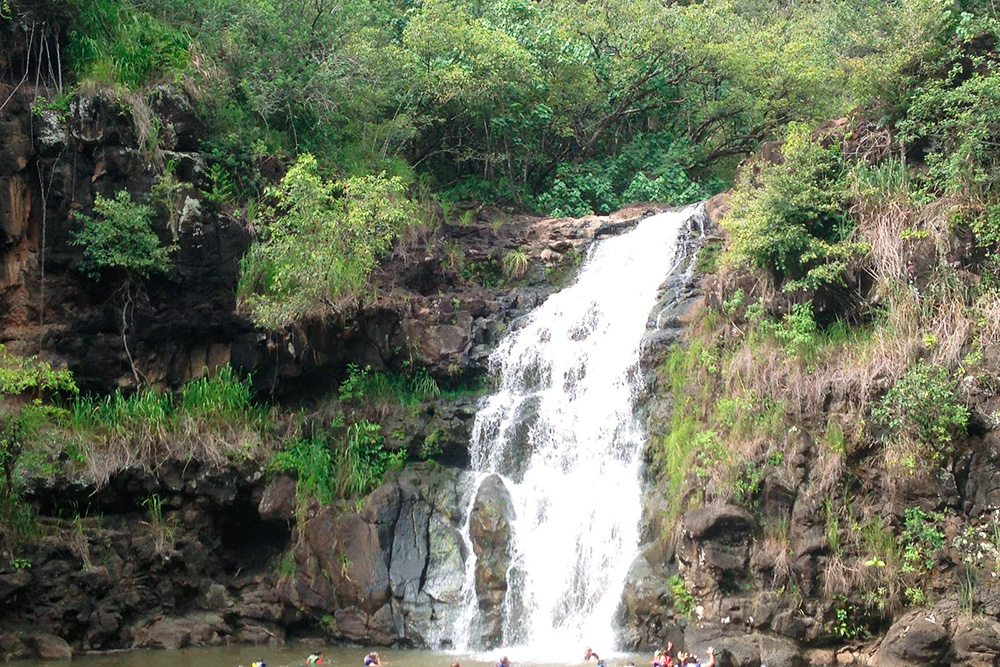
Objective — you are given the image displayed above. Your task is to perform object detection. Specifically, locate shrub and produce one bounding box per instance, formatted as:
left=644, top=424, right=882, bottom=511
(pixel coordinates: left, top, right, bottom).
left=533, top=132, right=718, bottom=216
left=271, top=418, right=405, bottom=502
left=338, top=364, right=441, bottom=405
left=668, top=574, right=696, bottom=615
left=0, top=346, right=78, bottom=397
left=72, top=190, right=173, bottom=280
left=872, top=360, right=969, bottom=457
left=238, top=154, right=416, bottom=328
left=502, top=249, right=530, bottom=279
left=901, top=507, right=945, bottom=573
left=895, top=9, right=1000, bottom=245
left=272, top=435, right=336, bottom=504
left=723, top=124, right=862, bottom=291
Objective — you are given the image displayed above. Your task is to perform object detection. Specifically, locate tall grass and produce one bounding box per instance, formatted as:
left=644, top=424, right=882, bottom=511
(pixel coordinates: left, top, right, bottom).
left=69, top=366, right=272, bottom=485
left=271, top=419, right=405, bottom=503
left=67, top=0, right=190, bottom=89
left=339, top=363, right=463, bottom=405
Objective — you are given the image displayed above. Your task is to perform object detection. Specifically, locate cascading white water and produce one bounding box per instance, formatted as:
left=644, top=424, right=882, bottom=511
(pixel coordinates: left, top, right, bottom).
left=453, top=206, right=702, bottom=657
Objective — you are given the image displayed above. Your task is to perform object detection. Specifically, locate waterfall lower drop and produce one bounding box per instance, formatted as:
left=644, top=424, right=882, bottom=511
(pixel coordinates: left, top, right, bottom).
left=453, top=205, right=704, bottom=658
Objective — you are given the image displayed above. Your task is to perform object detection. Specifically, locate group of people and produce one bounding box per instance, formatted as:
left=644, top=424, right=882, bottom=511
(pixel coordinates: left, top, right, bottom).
left=252, top=644, right=714, bottom=667
left=652, top=642, right=715, bottom=667
left=579, top=643, right=715, bottom=667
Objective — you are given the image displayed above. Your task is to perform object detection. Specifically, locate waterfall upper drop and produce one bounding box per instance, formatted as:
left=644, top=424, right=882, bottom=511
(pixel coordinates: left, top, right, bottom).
left=454, top=205, right=705, bottom=655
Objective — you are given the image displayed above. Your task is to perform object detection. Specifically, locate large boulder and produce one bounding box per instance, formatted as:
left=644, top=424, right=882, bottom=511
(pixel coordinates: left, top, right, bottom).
left=27, top=633, right=73, bottom=661
left=279, top=464, right=471, bottom=647
left=952, top=616, right=1000, bottom=667
left=469, top=474, right=515, bottom=647
left=617, top=546, right=682, bottom=650
left=679, top=504, right=755, bottom=599
left=683, top=624, right=806, bottom=667
left=258, top=475, right=297, bottom=522
left=397, top=468, right=469, bottom=647
left=963, top=432, right=1000, bottom=516
left=876, top=610, right=950, bottom=667
left=133, top=612, right=228, bottom=650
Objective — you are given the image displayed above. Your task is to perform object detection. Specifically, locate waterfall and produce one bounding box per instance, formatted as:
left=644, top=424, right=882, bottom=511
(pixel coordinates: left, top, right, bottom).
left=452, top=205, right=704, bottom=656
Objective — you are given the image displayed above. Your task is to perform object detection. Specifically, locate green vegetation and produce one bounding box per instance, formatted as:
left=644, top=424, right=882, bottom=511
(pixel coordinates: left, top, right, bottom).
left=644, top=4, right=1000, bottom=630
left=271, top=419, right=405, bottom=503
left=724, top=124, right=862, bottom=291
left=72, top=190, right=173, bottom=280
left=668, top=574, right=696, bottom=616
left=338, top=364, right=440, bottom=405
left=0, top=347, right=78, bottom=541
left=66, top=0, right=190, bottom=88
left=21, top=0, right=937, bottom=217
left=67, top=365, right=271, bottom=483
left=238, top=154, right=415, bottom=327
left=900, top=508, right=945, bottom=574
left=872, top=360, right=969, bottom=468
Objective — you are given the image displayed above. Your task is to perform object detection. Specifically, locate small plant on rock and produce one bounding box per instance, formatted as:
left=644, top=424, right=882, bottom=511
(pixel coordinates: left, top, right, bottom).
left=668, top=574, right=696, bottom=616
left=502, top=249, right=530, bottom=279
left=73, top=190, right=175, bottom=384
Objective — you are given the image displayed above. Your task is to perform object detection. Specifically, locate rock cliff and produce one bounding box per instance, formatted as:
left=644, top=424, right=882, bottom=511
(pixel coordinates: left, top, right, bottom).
left=0, top=79, right=671, bottom=659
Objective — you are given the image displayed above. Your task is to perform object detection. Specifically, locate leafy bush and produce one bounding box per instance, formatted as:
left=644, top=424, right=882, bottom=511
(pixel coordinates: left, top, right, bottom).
left=238, top=154, right=415, bottom=328
left=0, top=346, right=78, bottom=397
left=872, top=360, right=969, bottom=454
left=895, top=7, right=1000, bottom=244
left=534, top=133, right=719, bottom=216
left=723, top=124, right=861, bottom=290
left=901, top=507, right=945, bottom=573
left=72, top=190, right=173, bottom=280
left=272, top=436, right=336, bottom=503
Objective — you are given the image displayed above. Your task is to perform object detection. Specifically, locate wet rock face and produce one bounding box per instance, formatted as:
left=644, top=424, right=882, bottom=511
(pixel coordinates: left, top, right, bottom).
left=2, top=461, right=483, bottom=655
left=678, top=504, right=755, bottom=597
left=468, top=473, right=515, bottom=648
left=279, top=464, right=472, bottom=649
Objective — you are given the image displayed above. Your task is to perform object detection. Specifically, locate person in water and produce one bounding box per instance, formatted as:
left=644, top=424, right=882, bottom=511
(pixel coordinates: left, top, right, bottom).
left=583, top=647, right=606, bottom=667
left=653, top=642, right=675, bottom=667
left=307, top=651, right=324, bottom=665
left=364, top=652, right=382, bottom=667
left=251, top=661, right=267, bottom=667
left=496, top=655, right=511, bottom=667
left=675, top=647, right=715, bottom=667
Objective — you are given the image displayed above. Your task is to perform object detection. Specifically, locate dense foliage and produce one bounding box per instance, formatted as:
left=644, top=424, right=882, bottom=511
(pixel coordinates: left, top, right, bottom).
left=13, top=0, right=931, bottom=210
left=646, top=0, right=1000, bottom=632
left=71, top=190, right=173, bottom=280
left=237, top=154, right=415, bottom=327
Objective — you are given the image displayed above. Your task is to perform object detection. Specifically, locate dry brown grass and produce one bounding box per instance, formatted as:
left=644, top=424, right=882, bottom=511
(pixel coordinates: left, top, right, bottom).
left=753, top=518, right=794, bottom=589
left=81, top=421, right=274, bottom=488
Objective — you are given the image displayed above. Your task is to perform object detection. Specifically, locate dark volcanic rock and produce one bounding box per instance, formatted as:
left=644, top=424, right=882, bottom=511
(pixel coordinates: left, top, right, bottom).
left=259, top=475, right=298, bottom=522
left=953, top=616, right=1000, bottom=666
left=877, top=610, right=950, bottom=667
left=684, top=504, right=755, bottom=541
